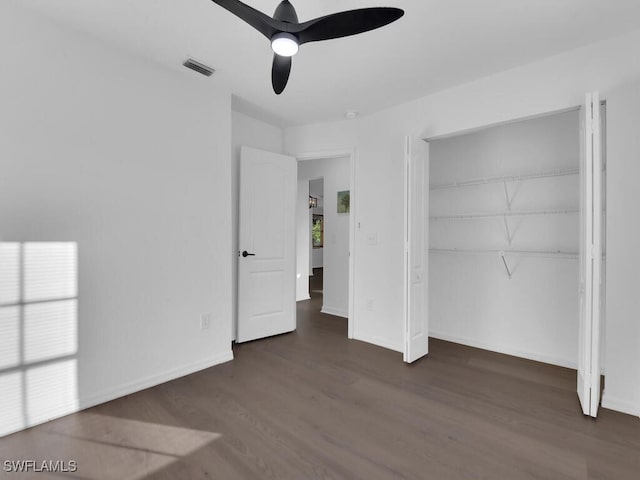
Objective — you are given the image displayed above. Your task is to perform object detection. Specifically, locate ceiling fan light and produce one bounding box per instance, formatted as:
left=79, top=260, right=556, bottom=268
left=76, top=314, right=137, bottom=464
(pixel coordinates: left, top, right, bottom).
left=271, top=32, right=299, bottom=57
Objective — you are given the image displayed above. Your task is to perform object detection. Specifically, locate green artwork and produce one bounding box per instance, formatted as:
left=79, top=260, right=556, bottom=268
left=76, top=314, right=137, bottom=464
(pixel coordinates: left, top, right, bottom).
left=337, top=190, right=350, bottom=214
left=312, top=215, right=323, bottom=248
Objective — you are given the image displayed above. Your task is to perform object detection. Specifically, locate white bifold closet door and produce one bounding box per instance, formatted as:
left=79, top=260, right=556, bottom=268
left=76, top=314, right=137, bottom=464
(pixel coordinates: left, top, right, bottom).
left=404, top=136, right=430, bottom=363
left=577, top=92, right=603, bottom=418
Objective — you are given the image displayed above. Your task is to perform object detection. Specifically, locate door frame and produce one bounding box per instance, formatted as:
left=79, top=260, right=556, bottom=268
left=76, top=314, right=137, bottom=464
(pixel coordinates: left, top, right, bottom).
left=295, top=148, right=356, bottom=339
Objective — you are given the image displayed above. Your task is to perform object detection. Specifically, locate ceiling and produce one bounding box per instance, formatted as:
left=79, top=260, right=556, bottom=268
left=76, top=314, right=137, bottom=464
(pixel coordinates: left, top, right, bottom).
left=16, top=0, right=640, bottom=126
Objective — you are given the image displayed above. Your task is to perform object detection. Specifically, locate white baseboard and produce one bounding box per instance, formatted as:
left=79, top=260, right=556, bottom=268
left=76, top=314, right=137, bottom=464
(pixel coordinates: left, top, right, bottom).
left=296, top=295, right=311, bottom=302
left=353, top=331, right=403, bottom=353
left=80, top=350, right=234, bottom=410
left=601, top=391, right=640, bottom=418
left=0, top=350, right=234, bottom=438
left=321, top=305, right=348, bottom=318
left=429, top=331, right=577, bottom=369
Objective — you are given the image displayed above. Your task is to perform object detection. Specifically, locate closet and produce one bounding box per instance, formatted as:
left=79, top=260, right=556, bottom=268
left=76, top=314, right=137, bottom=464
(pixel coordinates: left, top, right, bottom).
left=428, top=109, right=582, bottom=369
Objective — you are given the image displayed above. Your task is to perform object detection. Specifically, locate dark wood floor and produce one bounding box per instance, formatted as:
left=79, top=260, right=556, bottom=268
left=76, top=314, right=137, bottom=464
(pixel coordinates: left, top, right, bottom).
left=1, top=290, right=639, bottom=479
left=310, top=267, right=323, bottom=294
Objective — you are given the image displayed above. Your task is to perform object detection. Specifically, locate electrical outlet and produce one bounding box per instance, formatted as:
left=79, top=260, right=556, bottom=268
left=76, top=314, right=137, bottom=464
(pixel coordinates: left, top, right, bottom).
left=366, top=299, right=375, bottom=311
left=200, top=313, right=212, bottom=330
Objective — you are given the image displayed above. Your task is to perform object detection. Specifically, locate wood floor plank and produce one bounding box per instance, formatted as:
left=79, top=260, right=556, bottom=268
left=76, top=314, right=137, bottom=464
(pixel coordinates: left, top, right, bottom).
left=0, top=287, right=638, bottom=479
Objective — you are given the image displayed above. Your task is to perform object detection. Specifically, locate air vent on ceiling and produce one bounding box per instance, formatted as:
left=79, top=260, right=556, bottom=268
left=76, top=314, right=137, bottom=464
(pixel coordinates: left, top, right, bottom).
left=183, top=58, right=215, bottom=77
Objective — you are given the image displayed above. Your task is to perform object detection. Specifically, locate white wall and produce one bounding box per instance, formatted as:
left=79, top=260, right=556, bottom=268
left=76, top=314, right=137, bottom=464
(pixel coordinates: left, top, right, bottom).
left=429, top=110, right=580, bottom=368
left=602, top=80, right=640, bottom=417
left=0, top=4, right=233, bottom=436
left=231, top=111, right=284, bottom=337
left=297, top=158, right=350, bottom=317
left=311, top=244, right=324, bottom=270
left=286, top=27, right=640, bottom=414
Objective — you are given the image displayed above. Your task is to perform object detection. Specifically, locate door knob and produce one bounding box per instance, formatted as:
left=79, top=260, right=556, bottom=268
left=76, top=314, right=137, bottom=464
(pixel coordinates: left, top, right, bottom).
left=242, top=250, right=256, bottom=257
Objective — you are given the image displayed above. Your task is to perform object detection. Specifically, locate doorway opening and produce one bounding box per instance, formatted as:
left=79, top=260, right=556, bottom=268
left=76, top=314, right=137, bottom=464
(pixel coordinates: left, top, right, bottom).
left=296, top=152, right=354, bottom=338
left=428, top=108, right=583, bottom=368
left=408, top=98, right=606, bottom=416
left=309, top=178, right=324, bottom=300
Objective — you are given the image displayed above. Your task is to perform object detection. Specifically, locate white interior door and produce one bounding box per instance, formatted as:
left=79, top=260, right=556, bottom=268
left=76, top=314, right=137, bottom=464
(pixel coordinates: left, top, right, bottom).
left=404, top=136, right=429, bottom=363
left=577, top=92, right=603, bottom=417
left=237, top=146, right=297, bottom=343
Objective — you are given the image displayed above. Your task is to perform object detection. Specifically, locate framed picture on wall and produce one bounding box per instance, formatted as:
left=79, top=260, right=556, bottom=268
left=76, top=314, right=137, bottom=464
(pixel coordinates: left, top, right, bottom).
left=337, top=190, right=350, bottom=214
left=312, top=214, right=324, bottom=248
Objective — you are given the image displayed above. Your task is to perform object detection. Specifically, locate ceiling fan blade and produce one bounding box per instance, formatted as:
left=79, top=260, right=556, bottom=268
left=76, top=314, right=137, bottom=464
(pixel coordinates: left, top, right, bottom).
left=295, top=8, right=404, bottom=45
left=210, top=0, right=285, bottom=39
left=273, top=0, right=298, bottom=23
left=272, top=54, right=292, bottom=95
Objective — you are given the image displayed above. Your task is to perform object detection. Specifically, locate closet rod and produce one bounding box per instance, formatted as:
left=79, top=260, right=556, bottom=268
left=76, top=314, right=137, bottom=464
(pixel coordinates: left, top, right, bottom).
left=430, top=168, right=579, bottom=191
left=429, top=248, right=579, bottom=259
left=430, top=209, right=579, bottom=221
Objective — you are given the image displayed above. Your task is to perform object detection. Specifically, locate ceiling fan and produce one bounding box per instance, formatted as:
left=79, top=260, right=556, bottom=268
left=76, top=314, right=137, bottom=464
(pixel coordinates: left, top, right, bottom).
left=210, top=0, right=404, bottom=94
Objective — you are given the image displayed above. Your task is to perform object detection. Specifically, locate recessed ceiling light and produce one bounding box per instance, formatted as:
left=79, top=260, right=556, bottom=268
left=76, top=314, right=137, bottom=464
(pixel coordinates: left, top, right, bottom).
left=345, top=111, right=359, bottom=120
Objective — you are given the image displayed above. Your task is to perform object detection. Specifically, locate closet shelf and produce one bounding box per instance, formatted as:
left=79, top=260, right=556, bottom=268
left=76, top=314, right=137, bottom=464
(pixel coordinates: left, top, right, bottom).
left=429, top=248, right=579, bottom=259
left=430, top=209, right=579, bottom=221
left=430, top=168, right=579, bottom=191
